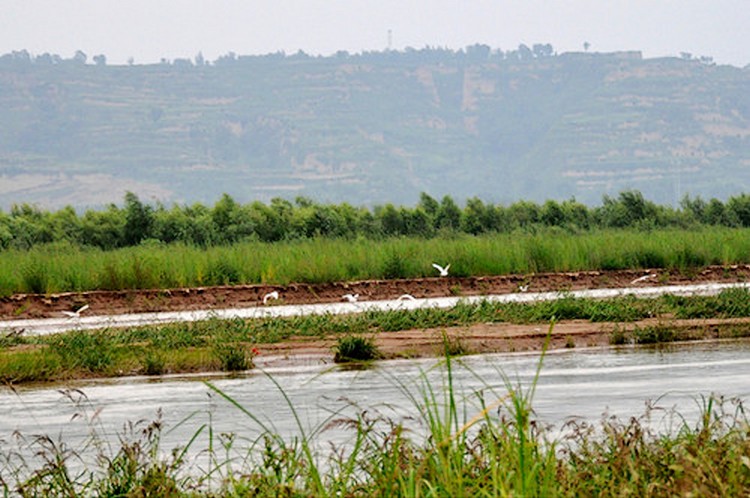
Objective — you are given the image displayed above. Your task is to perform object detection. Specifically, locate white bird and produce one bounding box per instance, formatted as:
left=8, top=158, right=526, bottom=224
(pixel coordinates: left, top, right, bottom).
left=262, top=291, right=279, bottom=305
left=397, top=294, right=416, bottom=301
left=630, top=273, right=656, bottom=285
left=518, top=284, right=529, bottom=293
left=342, top=293, right=359, bottom=303
left=62, top=304, right=89, bottom=318
left=432, top=263, right=450, bottom=277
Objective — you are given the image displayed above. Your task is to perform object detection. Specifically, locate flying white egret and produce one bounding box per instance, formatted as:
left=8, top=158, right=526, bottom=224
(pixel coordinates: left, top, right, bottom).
left=432, top=263, right=450, bottom=276
left=397, top=294, right=416, bottom=301
left=342, top=293, right=359, bottom=303
left=262, top=291, right=280, bottom=305
left=62, top=304, right=89, bottom=318
left=518, top=284, right=529, bottom=293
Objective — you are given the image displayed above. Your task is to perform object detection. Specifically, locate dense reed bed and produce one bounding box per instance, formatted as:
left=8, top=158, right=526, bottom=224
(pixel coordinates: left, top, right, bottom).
left=2, top=344, right=749, bottom=496
left=3, top=288, right=750, bottom=385
left=2, top=226, right=749, bottom=295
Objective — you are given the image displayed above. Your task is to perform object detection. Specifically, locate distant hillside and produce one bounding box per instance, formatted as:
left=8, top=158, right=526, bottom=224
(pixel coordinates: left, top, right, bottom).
left=0, top=47, right=749, bottom=209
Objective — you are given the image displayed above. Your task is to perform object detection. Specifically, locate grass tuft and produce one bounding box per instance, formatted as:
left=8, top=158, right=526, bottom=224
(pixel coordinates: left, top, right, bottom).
left=333, top=335, right=381, bottom=363
left=48, top=330, right=116, bottom=373
left=141, top=351, right=167, bottom=376
left=212, top=342, right=255, bottom=372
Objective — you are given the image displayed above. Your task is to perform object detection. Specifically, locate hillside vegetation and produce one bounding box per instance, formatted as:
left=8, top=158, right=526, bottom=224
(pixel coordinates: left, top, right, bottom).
left=1, top=46, right=749, bottom=208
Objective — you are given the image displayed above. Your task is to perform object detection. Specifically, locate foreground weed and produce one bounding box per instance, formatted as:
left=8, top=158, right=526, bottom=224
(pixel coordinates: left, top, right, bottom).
left=559, top=395, right=750, bottom=496
left=440, top=330, right=469, bottom=356
left=13, top=433, right=85, bottom=497
left=94, top=411, right=203, bottom=498
left=361, top=323, right=559, bottom=496
left=6, top=388, right=208, bottom=497
left=206, top=370, right=350, bottom=496
left=494, top=323, right=558, bottom=495
left=4, top=337, right=750, bottom=496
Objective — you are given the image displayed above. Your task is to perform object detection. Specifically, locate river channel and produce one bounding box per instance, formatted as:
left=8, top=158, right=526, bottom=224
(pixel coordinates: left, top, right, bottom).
left=2, top=338, right=750, bottom=474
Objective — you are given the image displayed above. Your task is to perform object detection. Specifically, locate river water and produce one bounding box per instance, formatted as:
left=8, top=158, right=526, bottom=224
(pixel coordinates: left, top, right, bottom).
left=2, top=339, right=749, bottom=476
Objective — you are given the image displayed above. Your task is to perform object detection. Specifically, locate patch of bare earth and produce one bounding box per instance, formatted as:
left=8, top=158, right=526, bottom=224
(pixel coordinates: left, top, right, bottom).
left=257, top=317, right=750, bottom=364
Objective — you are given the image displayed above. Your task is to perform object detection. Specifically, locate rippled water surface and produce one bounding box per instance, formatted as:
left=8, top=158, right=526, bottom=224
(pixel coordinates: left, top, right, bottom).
left=2, top=339, right=750, bottom=461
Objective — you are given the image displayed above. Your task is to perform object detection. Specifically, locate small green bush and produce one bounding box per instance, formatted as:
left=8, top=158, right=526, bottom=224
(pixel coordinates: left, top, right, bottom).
left=633, top=325, right=675, bottom=344
left=141, top=351, right=166, bottom=376
left=609, top=326, right=629, bottom=345
left=213, top=343, right=253, bottom=371
left=333, top=335, right=381, bottom=363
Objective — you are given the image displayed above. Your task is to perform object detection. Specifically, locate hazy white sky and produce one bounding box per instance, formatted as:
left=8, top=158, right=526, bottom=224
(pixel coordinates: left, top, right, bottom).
left=2, top=0, right=749, bottom=66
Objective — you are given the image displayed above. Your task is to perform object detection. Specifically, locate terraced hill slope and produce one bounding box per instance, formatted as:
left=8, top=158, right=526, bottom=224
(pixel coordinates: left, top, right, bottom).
left=1, top=48, right=748, bottom=208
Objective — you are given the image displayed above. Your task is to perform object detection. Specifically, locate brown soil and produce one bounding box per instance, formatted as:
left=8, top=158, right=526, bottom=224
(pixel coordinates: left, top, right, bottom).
left=2, top=265, right=748, bottom=321
left=256, top=317, right=750, bottom=367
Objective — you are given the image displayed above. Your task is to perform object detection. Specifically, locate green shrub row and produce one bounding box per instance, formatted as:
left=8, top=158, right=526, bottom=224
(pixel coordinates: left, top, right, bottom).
left=4, top=190, right=750, bottom=250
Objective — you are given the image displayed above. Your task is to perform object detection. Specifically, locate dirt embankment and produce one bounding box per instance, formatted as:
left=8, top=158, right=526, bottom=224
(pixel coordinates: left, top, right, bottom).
left=2, top=265, right=749, bottom=321
left=3, top=266, right=750, bottom=376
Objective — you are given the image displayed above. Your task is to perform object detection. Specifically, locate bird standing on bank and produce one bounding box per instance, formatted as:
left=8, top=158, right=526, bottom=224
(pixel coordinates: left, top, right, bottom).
left=342, top=293, right=359, bottom=303
left=630, top=273, right=656, bottom=285
left=262, top=291, right=280, bottom=305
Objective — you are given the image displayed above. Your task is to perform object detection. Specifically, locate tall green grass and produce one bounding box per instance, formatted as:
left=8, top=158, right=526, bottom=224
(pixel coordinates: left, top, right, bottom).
left=1, top=227, right=749, bottom=295
left=0, top=317, right=261, bottom=383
